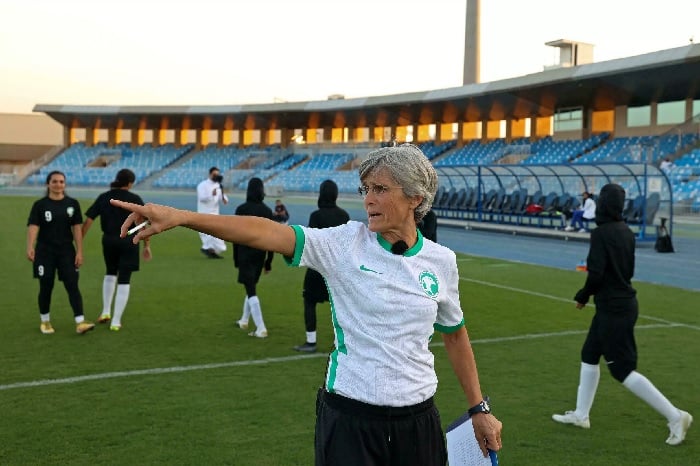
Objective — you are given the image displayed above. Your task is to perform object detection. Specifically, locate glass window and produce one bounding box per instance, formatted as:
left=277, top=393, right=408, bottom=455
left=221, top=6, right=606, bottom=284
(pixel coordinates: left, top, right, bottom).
left=554, top=108, right=583, bottom=132
left=657, top=100, right=685, bottom=125
left=692, top=99, right=700, bottom=118
left=627, top=105, right=651, bottom=127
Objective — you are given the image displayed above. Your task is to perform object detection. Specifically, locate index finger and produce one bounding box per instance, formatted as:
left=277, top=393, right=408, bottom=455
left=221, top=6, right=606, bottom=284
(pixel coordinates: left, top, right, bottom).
left=110, top=199, right=146, bottom=237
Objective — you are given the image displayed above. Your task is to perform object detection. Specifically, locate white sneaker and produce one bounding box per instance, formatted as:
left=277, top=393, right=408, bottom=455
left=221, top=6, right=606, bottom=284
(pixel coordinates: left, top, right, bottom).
left=564, top=226, right=575, bottom=232
left=666, top=410, right=693, bottom=445
left=248, top=330, right=268, bottom=338
left=578, top=228, right=587, bottom=233
left=552, top=411, right=590, bottom=429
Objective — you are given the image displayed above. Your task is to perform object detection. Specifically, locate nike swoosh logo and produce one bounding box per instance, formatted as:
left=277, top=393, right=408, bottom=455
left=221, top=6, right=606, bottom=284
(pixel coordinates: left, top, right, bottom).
left=360, top=264, right=382, bottom=274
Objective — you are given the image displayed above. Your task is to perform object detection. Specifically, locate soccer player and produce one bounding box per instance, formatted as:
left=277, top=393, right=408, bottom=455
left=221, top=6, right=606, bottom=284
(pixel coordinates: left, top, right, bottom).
left=233, top=177, right=274, bottom=338
left=26, top=171, right=94, bottom=334
left=112, top=144, right=502, bottom=465
left=293, top=179, right=350, bottom=353
left=82, top=169, right=152, bottom=331
left=552, top=183, right=693, bottom=445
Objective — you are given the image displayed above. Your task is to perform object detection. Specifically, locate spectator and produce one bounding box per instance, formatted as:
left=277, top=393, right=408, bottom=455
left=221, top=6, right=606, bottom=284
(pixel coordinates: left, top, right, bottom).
left=565, top=191, right=596, bottom=233
left=293, top=180, right=350, bottom=353
left=553, top=183, right=692, bottom=446
left=660, top=157, right=673, bottom=173
left=82, top=169, right=152, bottom=331
left=272, top=199, right=290, bottom=224
left=26, top=171, right=94, bottom=335
left=196, top=166, right=228, bottom=259
left=111, top=144, right=503, bottom=465
left=233, top=178, right=274, bottom=338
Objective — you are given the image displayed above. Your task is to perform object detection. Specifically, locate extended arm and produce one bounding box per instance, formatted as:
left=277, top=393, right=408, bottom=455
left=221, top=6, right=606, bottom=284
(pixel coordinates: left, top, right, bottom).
left=442, top=326, right=502, bottom=456
left=111, top=200, right=296, bottom=257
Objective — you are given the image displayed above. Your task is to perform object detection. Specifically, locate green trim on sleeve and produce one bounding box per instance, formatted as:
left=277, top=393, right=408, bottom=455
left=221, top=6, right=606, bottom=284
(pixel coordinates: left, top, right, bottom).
left=434, top=318, right=465, bottom=334
left=284, top=225, right=305, bottom=267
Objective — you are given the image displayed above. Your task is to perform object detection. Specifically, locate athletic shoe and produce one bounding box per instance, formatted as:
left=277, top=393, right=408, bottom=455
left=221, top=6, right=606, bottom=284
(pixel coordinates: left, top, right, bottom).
left=293, top=342, right=317, bottom=353
left=578, top=228, right=587, bottom=233
left=97, top=314, right=111, bottom=324
left=109, top=325, right=122, bottom=332
left=76, top=321, right=95, bottom=334
left=564, top=226, right=575, bottom=232
left=248, top=330, right=268, bottom=339
left=40, top=322, right=55, bottom=334
left=666, top=410, right=693, bottom=445
left=200, top=248, right=209, bottom=257
left=552, top=411, right=590, bottom=429
left=236, top=320, right=249, bottom=330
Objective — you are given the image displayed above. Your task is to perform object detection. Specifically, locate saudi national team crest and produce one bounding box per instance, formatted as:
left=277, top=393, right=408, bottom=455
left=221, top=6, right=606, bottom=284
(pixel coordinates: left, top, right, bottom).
left=419, top=271, right=439, bottom=298
left=67, top=207, right=75, bottom=217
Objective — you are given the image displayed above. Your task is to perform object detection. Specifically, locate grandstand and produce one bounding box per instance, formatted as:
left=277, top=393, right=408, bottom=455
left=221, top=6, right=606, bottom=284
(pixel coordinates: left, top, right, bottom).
left=2, top=43, right=700, bottom=241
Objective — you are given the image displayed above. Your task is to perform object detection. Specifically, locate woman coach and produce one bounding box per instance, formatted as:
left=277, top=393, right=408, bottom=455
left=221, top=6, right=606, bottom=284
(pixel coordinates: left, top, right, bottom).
left=110, top=144, right=502, bottom=466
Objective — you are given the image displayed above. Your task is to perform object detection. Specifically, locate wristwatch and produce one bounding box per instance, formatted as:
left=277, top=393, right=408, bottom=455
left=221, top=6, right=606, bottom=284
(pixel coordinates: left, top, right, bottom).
left=468, top=396, right=491, bottom=416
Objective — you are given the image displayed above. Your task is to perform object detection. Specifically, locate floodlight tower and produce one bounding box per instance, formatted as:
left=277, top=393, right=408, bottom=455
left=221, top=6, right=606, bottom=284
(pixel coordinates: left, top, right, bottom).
left=463, top=0, right=480, bottom=85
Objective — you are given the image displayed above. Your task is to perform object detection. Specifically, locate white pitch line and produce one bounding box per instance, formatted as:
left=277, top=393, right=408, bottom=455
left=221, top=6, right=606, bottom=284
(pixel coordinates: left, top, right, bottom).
left=2, top=278, right=696, bottom=392
left=0, top=323, right=687, bottom=392
left=460, top=276, right=700, bottom=331
left=0, top=353, right=323, bottom=392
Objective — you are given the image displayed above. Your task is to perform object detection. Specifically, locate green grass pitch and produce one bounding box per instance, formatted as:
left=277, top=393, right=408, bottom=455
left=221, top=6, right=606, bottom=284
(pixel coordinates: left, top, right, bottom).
left=1, top=195, right=697, bottom=465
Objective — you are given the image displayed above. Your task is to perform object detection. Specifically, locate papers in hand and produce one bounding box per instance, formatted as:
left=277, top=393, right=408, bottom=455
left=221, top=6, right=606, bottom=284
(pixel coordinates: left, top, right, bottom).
left=446, top=413, right=498, bottom=466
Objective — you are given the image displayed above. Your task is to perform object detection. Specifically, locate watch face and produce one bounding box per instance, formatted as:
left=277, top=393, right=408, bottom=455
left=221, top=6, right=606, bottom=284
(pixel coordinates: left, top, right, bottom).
left=482, top=400, right=491, bottom=413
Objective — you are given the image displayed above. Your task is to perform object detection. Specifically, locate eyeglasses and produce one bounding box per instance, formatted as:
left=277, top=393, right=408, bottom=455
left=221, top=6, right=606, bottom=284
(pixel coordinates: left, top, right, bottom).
left=357, top=184, right=402, bottom=198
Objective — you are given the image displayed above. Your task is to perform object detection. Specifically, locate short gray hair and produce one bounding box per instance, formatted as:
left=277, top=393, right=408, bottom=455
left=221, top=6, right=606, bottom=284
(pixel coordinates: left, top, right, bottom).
left=359, top=143, right=438, bottom=223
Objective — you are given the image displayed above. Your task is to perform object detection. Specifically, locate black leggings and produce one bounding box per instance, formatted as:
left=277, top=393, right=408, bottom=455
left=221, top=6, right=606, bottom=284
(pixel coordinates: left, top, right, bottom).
left=39, top=275, right=83, bottom=317
left=243, top=282, right=257, bottom=298
left=304, top=296, right=318, bottom=332
left=105, top=270, right=132, bottom=285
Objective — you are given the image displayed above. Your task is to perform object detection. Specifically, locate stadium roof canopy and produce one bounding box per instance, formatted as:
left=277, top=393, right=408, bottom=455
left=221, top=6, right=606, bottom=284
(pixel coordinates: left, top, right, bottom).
left=34, top=44, right=700, bottom=131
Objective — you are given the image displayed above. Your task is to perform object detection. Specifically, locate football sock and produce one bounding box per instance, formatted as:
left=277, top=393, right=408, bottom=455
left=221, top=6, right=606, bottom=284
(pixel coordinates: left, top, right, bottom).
left=575, top=362, right=600, bottom=418
left=102, top=275, right=117, bottom=315
left=111, top=285, right=131, bottom=327
left=248, top=296, right=266, bottom=333
left=40, top=313, right=50, bottom=322
left=623, top=371, right=680, bottom=422
left=306, top=331, right=317, bottom=344
left=239, top=296, right=250, bottom=324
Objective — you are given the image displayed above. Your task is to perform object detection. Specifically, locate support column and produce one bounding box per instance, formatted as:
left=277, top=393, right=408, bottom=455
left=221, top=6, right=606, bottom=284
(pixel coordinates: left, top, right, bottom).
left=323, top=126, right=333, bottom=143
left=86, top=127, right=95, bottom=147
left=280, top=128, right=290, bottom=148
left=63, top=126, right=71, bottom=146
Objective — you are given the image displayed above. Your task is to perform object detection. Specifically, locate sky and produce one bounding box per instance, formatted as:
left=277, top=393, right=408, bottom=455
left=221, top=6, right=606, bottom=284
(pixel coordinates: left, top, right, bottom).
left=1, top=0, right=699, bottom=114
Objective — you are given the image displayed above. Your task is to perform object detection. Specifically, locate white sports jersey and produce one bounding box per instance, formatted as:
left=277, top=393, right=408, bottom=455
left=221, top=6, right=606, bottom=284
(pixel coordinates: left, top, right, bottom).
left=286, top=221, right=464, bottom=407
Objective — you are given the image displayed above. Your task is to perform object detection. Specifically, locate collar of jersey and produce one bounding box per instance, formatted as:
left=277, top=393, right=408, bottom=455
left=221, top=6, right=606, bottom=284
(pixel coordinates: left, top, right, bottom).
left=375, top=229, right=423, bottom=257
